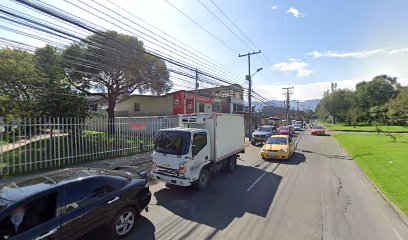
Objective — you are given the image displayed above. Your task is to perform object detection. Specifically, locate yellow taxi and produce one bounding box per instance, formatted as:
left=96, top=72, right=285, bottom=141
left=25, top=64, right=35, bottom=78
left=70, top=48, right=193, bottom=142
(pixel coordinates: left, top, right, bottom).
left=261, top=135, right=296, bottom=160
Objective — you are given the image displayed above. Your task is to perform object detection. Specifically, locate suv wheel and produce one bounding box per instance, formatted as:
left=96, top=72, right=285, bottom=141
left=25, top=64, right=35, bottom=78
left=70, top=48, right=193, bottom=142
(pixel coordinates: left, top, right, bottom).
left=110, top=207, right=138, bottom=238
left=195, top=169, right=210, bottom=190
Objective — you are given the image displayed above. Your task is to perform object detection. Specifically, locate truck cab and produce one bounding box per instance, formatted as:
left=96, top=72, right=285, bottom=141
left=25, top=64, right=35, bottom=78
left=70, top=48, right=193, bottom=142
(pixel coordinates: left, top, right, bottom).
left=152, top=128, right=210, bottom=187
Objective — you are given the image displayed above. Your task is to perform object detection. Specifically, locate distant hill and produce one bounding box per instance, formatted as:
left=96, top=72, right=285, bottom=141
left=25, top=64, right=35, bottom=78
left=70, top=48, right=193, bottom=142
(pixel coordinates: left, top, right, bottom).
left=251, top=99, right=320, bottom=111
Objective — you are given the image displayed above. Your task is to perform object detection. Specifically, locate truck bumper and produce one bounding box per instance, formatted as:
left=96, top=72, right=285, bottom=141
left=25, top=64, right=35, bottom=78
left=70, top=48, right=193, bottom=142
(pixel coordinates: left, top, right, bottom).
left=152, top=173, right=192, bottom=186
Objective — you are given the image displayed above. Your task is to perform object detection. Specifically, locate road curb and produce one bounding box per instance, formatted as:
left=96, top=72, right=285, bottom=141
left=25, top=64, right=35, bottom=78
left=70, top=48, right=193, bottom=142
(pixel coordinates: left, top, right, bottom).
left=355, top=164, right=408, bottom=228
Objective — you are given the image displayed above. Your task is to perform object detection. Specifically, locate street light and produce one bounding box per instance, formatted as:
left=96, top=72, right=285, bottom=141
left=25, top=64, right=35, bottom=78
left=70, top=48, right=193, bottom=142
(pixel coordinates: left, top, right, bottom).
left=251, top=68, right=263, bottom=77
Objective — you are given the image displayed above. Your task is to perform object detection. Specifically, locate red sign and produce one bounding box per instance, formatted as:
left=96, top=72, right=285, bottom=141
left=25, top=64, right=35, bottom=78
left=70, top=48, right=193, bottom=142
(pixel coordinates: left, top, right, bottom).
left=196, top=95, right=214, bottom=104
left=185, top=98, right=194, bottom=114
left=173, top=92, right=184, bottom=115
left=172, top=91, right=215, bottom=114
left=130, top=123, right=146, bottom=130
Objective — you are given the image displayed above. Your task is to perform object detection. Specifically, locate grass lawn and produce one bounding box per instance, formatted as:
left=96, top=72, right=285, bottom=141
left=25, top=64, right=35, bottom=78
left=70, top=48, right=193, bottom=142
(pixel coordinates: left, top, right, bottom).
left=325, top=123, right=408, bottom=133
left=335, top=134, right=408, bottom=215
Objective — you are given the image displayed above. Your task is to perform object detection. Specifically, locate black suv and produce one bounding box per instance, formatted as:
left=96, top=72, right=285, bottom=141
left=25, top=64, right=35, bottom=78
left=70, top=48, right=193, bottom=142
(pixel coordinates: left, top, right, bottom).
left=0, top=167, right=151, bottom=240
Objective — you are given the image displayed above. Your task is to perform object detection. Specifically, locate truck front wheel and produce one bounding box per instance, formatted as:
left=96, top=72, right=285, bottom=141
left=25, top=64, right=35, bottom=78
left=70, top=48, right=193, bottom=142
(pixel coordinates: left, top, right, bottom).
left=195, top=169, right=210, bottom=190
left=226, top=157, right=237, bottom=172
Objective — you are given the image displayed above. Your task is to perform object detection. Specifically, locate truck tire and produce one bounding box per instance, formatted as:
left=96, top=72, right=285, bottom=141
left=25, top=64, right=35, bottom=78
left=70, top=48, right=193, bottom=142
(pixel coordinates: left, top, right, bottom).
left=195, top=169, right=210, bottom=190
left=225, top=157, right=237, bottom=172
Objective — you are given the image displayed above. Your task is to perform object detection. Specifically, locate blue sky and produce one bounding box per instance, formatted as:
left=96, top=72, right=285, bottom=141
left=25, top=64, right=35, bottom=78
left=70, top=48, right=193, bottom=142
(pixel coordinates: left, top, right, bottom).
left=1, top=0, right=408, bottom=100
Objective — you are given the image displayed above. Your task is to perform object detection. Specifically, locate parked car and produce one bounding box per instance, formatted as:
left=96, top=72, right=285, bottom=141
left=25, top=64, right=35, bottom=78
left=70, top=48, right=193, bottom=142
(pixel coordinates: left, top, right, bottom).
left=0, top=167, right=151, bottom=240
left=261, top=135, right=296, bottom=160
left=311, top=126, right=326, bottom=135
left=278, top=126, right=293, bottom=136
left=251, top=125, right=277, bottom=145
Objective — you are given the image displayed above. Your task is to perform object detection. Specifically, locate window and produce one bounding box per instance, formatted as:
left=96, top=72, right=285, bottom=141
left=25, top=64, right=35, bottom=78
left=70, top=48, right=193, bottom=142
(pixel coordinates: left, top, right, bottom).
left=64, top=178, right=107, bottom=213
left=199, top=103, right=205, bottom=112
left=154, top=131, right=191, bottom=155
left=134, top=102, right=140, bottom=112
left=192, top=132, right=207, bottom=156
left=266, top=137, right=288, bottom=145
left=0, top=192, right=57, bottom=238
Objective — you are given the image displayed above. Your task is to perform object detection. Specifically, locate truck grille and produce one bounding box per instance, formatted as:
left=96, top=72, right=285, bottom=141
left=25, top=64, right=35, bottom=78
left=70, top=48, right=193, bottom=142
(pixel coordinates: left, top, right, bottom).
left=268, top=150, right=278, bottom=152
left=157, top=166, right=178, bottom=177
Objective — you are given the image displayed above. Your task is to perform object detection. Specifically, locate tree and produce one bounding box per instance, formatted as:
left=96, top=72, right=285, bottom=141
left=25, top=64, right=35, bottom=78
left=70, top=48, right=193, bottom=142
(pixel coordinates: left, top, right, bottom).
left=0, top=48, right=38, bottom=117
left=34, top=45, right=88, bottom=118
left=317, top=89, right=356, bottom=124
left=355, top=75, right=396, bottom=122
left=63, top=31, right=171, bottom=119
left=0, top=47, right=88, bottom=118
left=386, top=87, right=408, bottom=123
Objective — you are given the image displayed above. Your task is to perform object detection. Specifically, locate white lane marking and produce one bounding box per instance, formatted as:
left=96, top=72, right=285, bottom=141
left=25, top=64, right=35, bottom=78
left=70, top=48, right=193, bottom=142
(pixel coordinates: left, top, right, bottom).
left=247, top=171, right=267, bottom=192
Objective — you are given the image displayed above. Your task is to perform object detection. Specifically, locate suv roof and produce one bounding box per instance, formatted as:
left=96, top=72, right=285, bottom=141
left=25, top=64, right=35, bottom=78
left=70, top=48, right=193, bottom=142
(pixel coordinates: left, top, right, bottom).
left=0, top=168, right=130, bottom=203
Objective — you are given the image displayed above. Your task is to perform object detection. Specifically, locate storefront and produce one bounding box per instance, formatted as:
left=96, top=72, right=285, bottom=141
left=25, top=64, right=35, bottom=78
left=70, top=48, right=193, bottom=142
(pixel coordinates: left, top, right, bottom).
left=173, top=91, right=214, bottom=115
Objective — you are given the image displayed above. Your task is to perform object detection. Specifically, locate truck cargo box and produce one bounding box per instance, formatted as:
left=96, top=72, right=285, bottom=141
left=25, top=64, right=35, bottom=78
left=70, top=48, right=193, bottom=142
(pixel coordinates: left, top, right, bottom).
left=179, top=113, right=245, bottom=162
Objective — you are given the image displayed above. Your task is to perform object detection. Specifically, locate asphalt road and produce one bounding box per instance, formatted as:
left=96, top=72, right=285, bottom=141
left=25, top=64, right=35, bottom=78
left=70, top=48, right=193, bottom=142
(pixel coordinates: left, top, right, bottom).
left=83, top=130, right=408, bottom=240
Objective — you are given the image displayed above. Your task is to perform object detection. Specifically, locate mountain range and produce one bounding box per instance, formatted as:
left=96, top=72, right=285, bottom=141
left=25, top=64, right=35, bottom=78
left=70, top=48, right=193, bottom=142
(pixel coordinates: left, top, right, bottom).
left=251, top=99, right=320, bottom=111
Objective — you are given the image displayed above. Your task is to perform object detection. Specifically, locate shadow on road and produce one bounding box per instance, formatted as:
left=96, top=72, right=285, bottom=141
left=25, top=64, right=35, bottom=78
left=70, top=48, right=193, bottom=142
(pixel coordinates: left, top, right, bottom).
left=78, top=216, right=155, bottom=240
left=154, top=165, right=282, bottom=231
left=264, top=152, right=306, bottom=165
left=299, top=149, right=352, bottom=160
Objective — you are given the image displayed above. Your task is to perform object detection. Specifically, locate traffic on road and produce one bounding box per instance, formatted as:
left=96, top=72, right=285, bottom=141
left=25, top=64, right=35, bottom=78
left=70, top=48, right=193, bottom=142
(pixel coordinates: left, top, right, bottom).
left=1, top=114, right=408, bottom=240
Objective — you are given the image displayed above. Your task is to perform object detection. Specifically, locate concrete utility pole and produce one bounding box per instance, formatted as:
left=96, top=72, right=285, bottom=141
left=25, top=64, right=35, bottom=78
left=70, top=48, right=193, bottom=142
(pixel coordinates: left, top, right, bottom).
left=294, top=100, right=300, bottom=119
left=239, top=50, right=261, bottom=141
left=282, top=87, right=294, bottom=124
left=195, top=68, right=199, bottom=113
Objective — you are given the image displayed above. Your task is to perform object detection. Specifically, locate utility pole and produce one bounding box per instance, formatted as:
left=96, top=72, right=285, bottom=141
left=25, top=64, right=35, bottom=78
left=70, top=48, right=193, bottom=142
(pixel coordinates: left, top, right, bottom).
left=194, top=68, right=199, bottom=113
left=282, top=87, right=294, bottom=124
left=294, top=100, right=300, bottom=120
left=239, top=50, right=261, bottom=141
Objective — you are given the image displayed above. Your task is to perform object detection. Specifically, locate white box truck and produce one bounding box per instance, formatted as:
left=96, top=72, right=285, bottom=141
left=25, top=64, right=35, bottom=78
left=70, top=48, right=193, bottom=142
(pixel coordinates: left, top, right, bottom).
left=151, top=113, right=245, bottom=190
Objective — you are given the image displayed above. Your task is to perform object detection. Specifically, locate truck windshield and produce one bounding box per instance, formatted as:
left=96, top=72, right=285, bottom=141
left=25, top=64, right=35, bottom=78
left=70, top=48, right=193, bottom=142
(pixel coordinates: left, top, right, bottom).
left=155, top=131, right=191, bottom=155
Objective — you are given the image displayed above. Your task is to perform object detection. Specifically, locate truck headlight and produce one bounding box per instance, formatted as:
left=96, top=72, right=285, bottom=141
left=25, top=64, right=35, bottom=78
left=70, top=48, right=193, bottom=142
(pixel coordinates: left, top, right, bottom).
left=280, top=149, right=288, bottom=153
left=261, top=148, right=267, bottom=152
left=179, top=162, right=187, bottom=177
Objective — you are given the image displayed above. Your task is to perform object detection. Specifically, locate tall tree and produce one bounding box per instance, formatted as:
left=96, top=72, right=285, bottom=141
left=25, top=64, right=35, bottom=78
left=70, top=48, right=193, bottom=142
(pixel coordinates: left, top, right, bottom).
left=355, top=75, right=396, bottom=122
left=34, top=45, right=88, bottom=118
left=63, top=31, right=171, bottom=119
left=0, top=48, right=38, bottom=117
left=0, top=47, right=88, bottom=118
left=386, top=87, right=408, bottom=123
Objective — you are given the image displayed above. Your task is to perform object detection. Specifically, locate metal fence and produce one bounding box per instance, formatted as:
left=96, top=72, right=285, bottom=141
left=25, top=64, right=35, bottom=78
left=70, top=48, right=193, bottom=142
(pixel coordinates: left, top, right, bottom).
left=0, top=116, right=178, bottom=176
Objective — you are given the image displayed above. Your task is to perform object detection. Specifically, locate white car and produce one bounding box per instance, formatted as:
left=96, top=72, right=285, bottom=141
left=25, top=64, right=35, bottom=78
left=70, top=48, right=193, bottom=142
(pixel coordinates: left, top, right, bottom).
left=294, top=124, right=303, bottom=131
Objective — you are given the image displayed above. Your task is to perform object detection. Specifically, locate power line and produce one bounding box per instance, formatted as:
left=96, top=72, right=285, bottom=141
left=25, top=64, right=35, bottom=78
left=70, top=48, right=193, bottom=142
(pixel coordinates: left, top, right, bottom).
left=3, top=0, right=280, bottom=109
left=163, top=0, right=240, bottom=55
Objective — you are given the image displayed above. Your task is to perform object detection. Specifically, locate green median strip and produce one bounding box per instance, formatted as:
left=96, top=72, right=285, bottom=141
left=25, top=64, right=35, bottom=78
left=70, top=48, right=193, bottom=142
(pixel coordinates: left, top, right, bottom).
left=334, top=134, right=408, bottom=216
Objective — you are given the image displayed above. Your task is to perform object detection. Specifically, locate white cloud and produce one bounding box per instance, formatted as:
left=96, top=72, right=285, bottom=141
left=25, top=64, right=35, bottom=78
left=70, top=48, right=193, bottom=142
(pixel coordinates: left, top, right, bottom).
left=286, top=7, right=303, bottom=18
left=271, top=5, right=278, bottom=10
left=272, top=59, right=314, bottom=77
left=308, top=47, right=408, bottom=59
